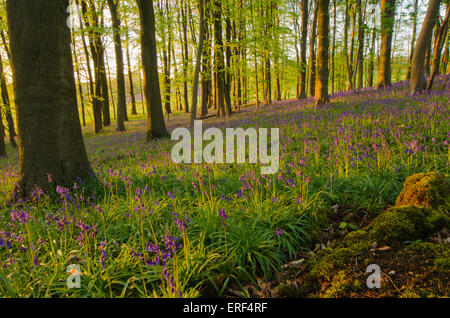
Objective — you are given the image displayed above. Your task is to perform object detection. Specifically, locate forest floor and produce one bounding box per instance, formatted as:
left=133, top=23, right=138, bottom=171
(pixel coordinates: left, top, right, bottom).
left=0, top=76, right=449, bottom=298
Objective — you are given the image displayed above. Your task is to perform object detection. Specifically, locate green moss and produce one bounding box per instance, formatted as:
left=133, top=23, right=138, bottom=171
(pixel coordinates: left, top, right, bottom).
left=435, top=257, right=450, bottom=274
left=407, top=242, right=444, bottom=256
left=322, top=271, right=352, bottom=298
left=368, top=206, right=450, bottom=245
left=309, top=242, right=370, bottom=280
left=342, top=230, right=369, bottom=246
left=277, top=284, right=297, bottom=297
left=395, top=173, right=450, bottom=209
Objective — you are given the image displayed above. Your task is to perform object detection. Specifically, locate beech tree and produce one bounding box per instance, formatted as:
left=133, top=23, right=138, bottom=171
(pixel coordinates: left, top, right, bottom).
left=376, top=0, right=396, bottom=88
left=108, top=0, right=127, bottom=132
left=315, top=0, right=330, bottom=105
left=6, top=0, right=92, bottom=195
left=136, top=0, right=169, bottom=139
left=410, top=0, right=441, bottom=94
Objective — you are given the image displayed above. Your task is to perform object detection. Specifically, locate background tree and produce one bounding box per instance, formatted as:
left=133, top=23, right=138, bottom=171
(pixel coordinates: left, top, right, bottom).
left=136, top=0, right=169, bottom=139
left=376, top=0, right=396, bottom=88
left=315, top=0, right=330, bottom=105
left=410, top=0, right=441, bottom=94
left=107, top=0, right=127, bottom=132
left=426, top=3, right=450, bottom=90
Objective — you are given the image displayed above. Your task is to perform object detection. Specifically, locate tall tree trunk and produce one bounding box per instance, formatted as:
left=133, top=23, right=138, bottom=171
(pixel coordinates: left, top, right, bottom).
left=213, top=0, right=230, bottom=117
left=376, top=0, right=396, bottom=88
left=315, top=0, right=330, bottom=105
left=81, top=0, right=103, bottom=133
left=189, top=0, right=205, bottom=128
left=0, top=107, right=5, bottom=157
left=7, top=0, right=92, bottom=195
left=344, top=0, right=355, bottom=91
left=410, top=0, right=441, bottom=94
left=108, top=0, right=126, bottom=132
left=406, top=0, right=419, bottom=80
left=426, top=4, right=450, bottom=90
left=367, top=9, right=377, bottom=87
left=442, top=30, right=450, bottom=74
left=331, top=0, right=336, bottom=94
left=0, top=50, right=16, bottom=147
left=224, top=12, right=233, bottom=114
left=356, top=0, right=366, bottom=90
left=136, top=0, right=169, bottom=139
left=298, top=0, right=309, bottom=99
left=181, top=0, right=190, bottom=114
left=308, top=0, right=319, bottom=97
left=71, top=34, right=87, bottom=128
left=124, top=13, right=137, bottom=116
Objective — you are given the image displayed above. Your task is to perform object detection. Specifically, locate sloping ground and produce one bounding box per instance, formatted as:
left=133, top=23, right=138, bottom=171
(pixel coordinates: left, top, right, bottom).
left=242, top=174, right=450, bottom=298
left=0, top=76, right=449, bottom=298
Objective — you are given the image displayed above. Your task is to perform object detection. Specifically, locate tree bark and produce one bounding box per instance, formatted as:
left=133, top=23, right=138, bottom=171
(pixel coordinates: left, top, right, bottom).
left=298, top=0, right=309, bottom=99
left=410, top=0, right=441, bottom=94
left=406, top=0, right=419, bottom=80
left=376, top=0, right=396, bottom=89
left=0, top=49, right=16, bottom=147
left=315, top=0, right=330, bottom=105
left=108, top=0, right=126, bottom=132
left=136, top=0, right=169, bottom=140
left=308, top=0, right=319, bottom=97
left=189, top=0, right=205, bottom=128
left=181, top=0, right=190, bottom=114
left=213, top=0, right=230, bottom=117
left=426, top=4, right=450, bottom=90
left=7, top=0, right=92, bottom=195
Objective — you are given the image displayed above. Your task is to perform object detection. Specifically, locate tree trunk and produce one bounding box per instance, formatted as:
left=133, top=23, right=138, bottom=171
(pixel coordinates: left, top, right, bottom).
left=315, top=0, right=330, bottom=105
left=108, top=0, right=126, bottom=132
left=356, top=0, right=366, bottom=90
left=81, top=0, right=103, bottom=133
left=213, top=0, right=230, bottom=117
left=0, top=49, right=16, bottom=147
left=426, top=4, right=450, bottom=90
left=331, top=0, right=336, bottom=94
left=71, top=33, right=87, bottom=128
left=406, top=0, right=419, bottom=80
left=189, top=0, right=205, bottom=128
left=123, top=13, right=137, bottom=116
left=367, top=9, right=377, bottom=87
left=376, top=0, right=396, bottom=89
left=344, top=0, right=354, bottom=91
left=308, top=0, right=319, bottom=97
left=181, top=1, right=190, bottom=114
left=442, top=30, right=450, bottom=74
left=7, top=0, right=92, bottom=195
left=298, top=0, right=308, bottom=99
left=0, top=109, right=5, bottom=157
left=410, top=0, right=441, bottom=94
left=136, top=0, right=169, bottom=139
